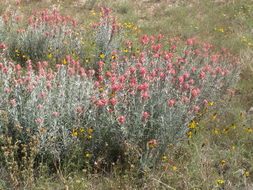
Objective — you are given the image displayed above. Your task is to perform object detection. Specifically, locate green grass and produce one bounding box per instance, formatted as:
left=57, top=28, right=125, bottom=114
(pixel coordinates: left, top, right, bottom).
left=0, top=0, right=253, bottom=189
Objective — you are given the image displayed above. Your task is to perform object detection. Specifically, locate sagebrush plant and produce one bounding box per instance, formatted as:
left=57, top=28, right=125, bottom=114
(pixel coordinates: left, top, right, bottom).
left=0, top=8, right=124, bottom=69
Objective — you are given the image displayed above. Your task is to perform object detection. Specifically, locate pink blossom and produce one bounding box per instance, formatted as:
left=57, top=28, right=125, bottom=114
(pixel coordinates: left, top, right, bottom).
left=40, top=91, right=47, bottom=99
left=138, top=83, right=149, bottom=91
left=4, top=88, right=9, bottom=93
left=35, top=118, right=43, bottom=124
left=119, top=76, right=125, bottom=82
left=46, top=83, right=52, bottom=89
left=169, top=69, right=176, bottom=75
left=183, top=73, right=190, bottom=80
left=0, top=43, right=7, bottom=49
left=183, top=97, right=189, bottom=103
left=101, top=98, right=108, bottom=104
left=168, top=99, right=175, bottom=107
left=117, top=116, right=126, bottom=123
left=194, top=106, right=200, bottom=111
left=17, top=78, right=23, bottom=84
left=178, top=76, right=184, bottom=83
left=10, top=99, right=16, bottom=105
left=142, top=112, right=150, bottom=118
left=15, top=64, right=21, bottom=71
left=200, top=71, right=206, bottom=79
left=110, top=98, right=117, bottom=105
left=129, top=66, right=136, bottom=73
left=184, top=83, right=190, bottom=89
left=141, top=92, right=149, bottom=99
left=203, top=99, right=208, bottom=105
left=95, top=100, right=103, bottom=106
left=51, top=112, right=58, bottom=117
left=139, top=67, right=147, bottom=75
left=191, top=89, right=198, bottom=98
left=37, top=104, right=43, bottom=110
left=191, top=67, right=197, bottom=72
left=76, top=106, right=83, bottom=112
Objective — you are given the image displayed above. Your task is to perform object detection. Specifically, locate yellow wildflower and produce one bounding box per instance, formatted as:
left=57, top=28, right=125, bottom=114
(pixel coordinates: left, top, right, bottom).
left=99, top=88, right=104, bottom=92
left=123, top=49, right=129, bottom=53
left=212, top=113, right=217, bottom=119
left=245, top=171, right=250, bottom=177
left=162, top=155, right=167, bottom=159
left=208, top=101, right=214, bottom=106
left=230, top=124, right=237, bottom=130
left=88, top=128, right=94, bottom=133
left=231, top=146, right=235, bottom=150
left=79, top=128, right=85, bottom=133
left=222, top=128, right=229, bottom=134
left=110, top=93, right=115, bottom=97
left=189, top=121, right=196, bottom=129
left=247, top=128, right=252, bottom=133
left=62, top=59, right=67, bottom=64
left=99, top=53, right=105, bottom=59
left=221, top=160, right=226, bottom=165
left=87, top=135, right=92, bottom=139
left=172, top=166, right=177, bottom=171
left=72, top=131, right=78, bottom=136
left=136, top=49, right=141, bottom=54
left=48, top=53, right=52, bottom=58
left=214, top=129, right=219, bottom=135
left=217, top=179, right=225, bottom=184
left=85, top=58, right=90, bottom=63
left=85, top=153, right=91, bottom=158
left=187, top=131, right=192, bottom=138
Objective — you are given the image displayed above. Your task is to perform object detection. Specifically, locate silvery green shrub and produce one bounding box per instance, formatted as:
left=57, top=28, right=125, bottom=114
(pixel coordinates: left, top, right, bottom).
left=0, top=25, right=241, bottom=172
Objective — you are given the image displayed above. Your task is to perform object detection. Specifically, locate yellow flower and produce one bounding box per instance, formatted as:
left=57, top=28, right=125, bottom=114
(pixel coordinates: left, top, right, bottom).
left=99, top=53, right=105, bottom=59
left=48, top=53, right=53, bottom=58
left=187, top=131, right=192, bottom=138
left=214, top=129, right=219, bottom=135
left=189, top=121, right=196, bottom=129
left=72, top=131, right=78, bottom=136
left=230, top=124, right=237, bottom=130
left=62, top=59, right=67, bottom=64
left=15, top=50, right=19, bottom=53
left=123, top=49, right=129, bottom=53
left=172, top=166, right=177, bottom=171
left=99, top=88, right=104, bottom=92
left=85, top=153, right=91, bottom=158
left=221, top=160, right=226, bottom=165
left=245, top=171, right=250, bottom=177
left=110, top=93, right=115, bottom=97
left=136, top=49, right=141, bottom=54
left=231, top=146, right=235, bottom=150
left=212, top=113, right=217, bottom=119
left=222, top=128, right=229, bottom=134
left=85, top=58, right=90, bottom=63
left=49, top=136, right=55, bottom=142
left=208, top=101, right=214, bottom=106
left=217, top=179, right=225, bottom=184
left=240, top=113, right=244, bottom=118
left=87, top=135, right=92, bottom=139
left=88, top=128, right=94, bottom=133
left=247, top=128, right=252, bottom=133
left=162, top=155, right=167, bottom=159
left=111, top=55, right=116, bottom=60
left=79, top=128, right=85, bottom=133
